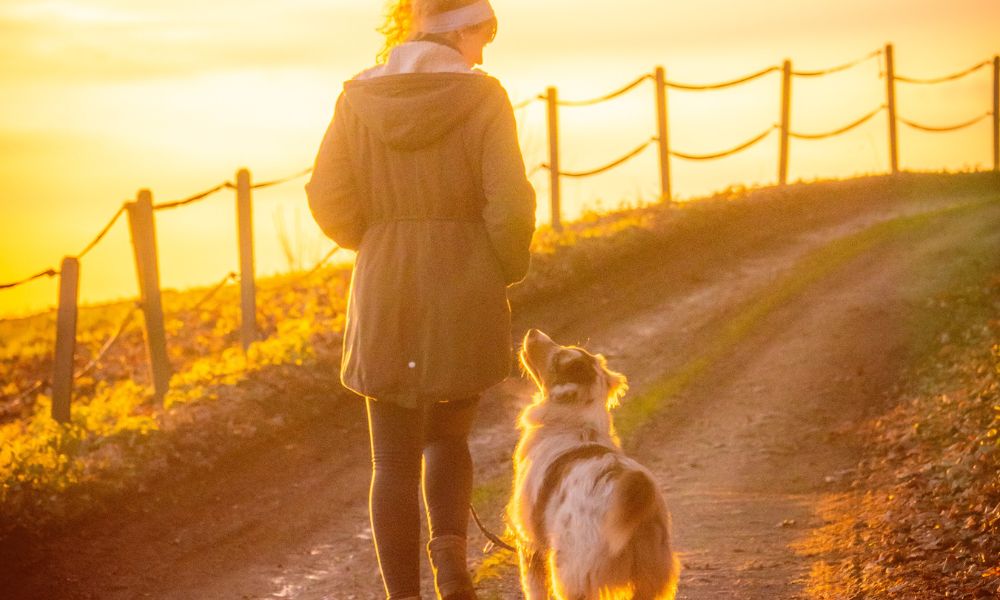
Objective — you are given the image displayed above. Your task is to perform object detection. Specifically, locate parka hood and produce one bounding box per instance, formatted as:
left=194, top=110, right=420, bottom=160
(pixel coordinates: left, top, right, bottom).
left=343, top=73, right=499, bottom=151
left=342, top=41, right=501, bottom=151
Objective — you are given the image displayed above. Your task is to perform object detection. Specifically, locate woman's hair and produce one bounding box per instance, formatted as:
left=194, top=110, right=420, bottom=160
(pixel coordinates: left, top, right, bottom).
left=376, top=0, right=478, bottom=63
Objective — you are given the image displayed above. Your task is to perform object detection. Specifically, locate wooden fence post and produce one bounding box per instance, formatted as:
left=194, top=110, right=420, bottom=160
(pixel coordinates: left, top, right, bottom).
left=654, top=66, right=672, bottom=203
left=127, top=189, right=172, bottom=402
left=235, top=168, right=257, bottom=351
left=779, top=59, right=792, bottom=185
left=885, top=44, right=899, bottom=174
left=51, top=257, right=79, bottom=423
left=992, top=55, right=999, bottom=172
left=546, top=86, right=562, bottom=231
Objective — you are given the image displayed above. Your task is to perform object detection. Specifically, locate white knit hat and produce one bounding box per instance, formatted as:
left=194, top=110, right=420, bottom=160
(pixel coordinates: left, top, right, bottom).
left=419, top=0, right=495, bottom=34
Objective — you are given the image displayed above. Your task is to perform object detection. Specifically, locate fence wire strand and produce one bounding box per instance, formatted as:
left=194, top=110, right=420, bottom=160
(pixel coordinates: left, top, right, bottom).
left=191, top=272, right=239, bottom=311
left=78, top=205, right=126, bottom=259
left=153, top=167, right=314, bottom=210
left=792, top=49, right=882, bottom=78
left=898, top=111, right=993, bottom=132
left=287, top=245, right=343, bottom=284
left=666, top=66, right=780, bottom=91
left=10, top=379, right=46, bottom=406
left=154, top=182, right=230, bottom=211
left=0, top=205, right=125, bottom=290
left=251, top=167, right=314, bottom=190
left=0, top=268, right=59, bottom=290
left=513, top=95, right=544, bottom=111
left=74, top=304, right=139, bottom=380
left=2, top=204, right=125, bottom=291
left=895, top=60, right=991, bottom=84
left=10, top=303, right=139, bottom=405
left=556, top=75, right=652, bottom=107
left=672, top=126, right=777, bottom=160
left=790, top=106, right=886, bottom=140
left=556, top=137, right=656, bottom=178
left=3, top=167, right=313, bottom=292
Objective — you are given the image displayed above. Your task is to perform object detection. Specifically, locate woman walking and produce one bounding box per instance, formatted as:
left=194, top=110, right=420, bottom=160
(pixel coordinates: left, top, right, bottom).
left=305, top=1, right=535, bottom=598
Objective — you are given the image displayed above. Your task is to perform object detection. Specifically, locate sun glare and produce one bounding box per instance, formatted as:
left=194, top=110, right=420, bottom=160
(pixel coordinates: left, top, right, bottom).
left=1, top=1, right=142, bottom=24
left=0, top=0, right=997, bottom=316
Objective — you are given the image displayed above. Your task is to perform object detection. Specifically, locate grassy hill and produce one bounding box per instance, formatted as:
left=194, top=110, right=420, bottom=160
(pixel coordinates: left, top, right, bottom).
left=1, top=171, right=996, bottom=536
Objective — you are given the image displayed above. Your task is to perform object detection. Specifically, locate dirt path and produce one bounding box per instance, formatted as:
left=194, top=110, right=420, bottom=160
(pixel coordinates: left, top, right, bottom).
left=634, top=203, right=1000, bottom=600
left=4, top=191, right=998, bottom=600
left=472, top=199, right=1000, bottom=600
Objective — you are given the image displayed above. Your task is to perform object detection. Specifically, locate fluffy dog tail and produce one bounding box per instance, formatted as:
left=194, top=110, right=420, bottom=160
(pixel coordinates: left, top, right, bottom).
left=604, top=469, right=658, bottom=556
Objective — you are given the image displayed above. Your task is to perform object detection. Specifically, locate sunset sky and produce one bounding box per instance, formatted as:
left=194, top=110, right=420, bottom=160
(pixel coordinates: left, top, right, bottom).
left=1, top=0, right=997, bottom=317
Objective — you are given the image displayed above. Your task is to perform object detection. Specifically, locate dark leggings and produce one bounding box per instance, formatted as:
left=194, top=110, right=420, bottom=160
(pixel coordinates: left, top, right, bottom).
left=365, top=396, right=478, bottom=600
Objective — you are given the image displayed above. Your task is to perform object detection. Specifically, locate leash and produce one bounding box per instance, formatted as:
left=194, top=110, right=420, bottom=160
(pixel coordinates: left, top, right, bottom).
left=469, top=503, right=517, bottom=553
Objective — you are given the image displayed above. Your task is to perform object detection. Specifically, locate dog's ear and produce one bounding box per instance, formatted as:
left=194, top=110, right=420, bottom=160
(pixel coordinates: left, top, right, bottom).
left=597, top=354, right=628, bottom=410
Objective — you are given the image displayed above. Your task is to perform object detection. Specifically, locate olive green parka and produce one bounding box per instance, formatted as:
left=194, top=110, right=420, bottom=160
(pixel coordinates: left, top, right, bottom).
left=305, top=41, right=536, bottom=408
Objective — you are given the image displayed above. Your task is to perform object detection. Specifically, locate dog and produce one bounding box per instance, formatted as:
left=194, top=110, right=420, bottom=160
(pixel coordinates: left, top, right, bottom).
left=508, top=329, right=680, bottom=600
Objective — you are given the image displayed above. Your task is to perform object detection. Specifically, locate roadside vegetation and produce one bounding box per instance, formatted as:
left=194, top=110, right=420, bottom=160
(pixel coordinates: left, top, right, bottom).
left=801, top=232, right=1000, bottom=599
left=1, top=171, right=996, bottom=540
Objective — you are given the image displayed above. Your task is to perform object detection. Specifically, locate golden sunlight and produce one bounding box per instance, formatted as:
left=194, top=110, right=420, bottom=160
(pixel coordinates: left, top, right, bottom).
left=3, top=4, right=1000, bottom=599
left=1, top=0, right=998, bottom=316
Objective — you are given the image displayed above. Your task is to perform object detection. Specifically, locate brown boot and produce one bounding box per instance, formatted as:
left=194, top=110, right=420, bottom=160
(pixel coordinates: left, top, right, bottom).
left=426, top=535, right=478, bottom=600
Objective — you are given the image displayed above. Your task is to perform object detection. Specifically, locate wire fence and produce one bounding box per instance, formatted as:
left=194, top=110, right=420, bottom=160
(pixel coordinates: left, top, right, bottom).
left=894, top=60, right=991, bottom=84
left=556, top=74, right=652, bottom=106
left=790, top=106, right=886, bottom=140
left=153, top=182, right=231, bottom=211
left=2, top=164, right=326, bottom=420
left=0, top=268, right=59, bottom=291
left=557, top=137, right=658, bottom=178
left=512, top=45, right=998, bottom=228
left=1, top=168, right=320, bottom=292
left=664, top=65, right=780, bottom=90
left=898, top=111, right=994, bottom=133
left=72, top=304, right=139, bottom=382
left=672, top=126, right=778, bottom=161
left=2, top=44, right=998, bottom=425
left=791, top=49, right=882, bottom=78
